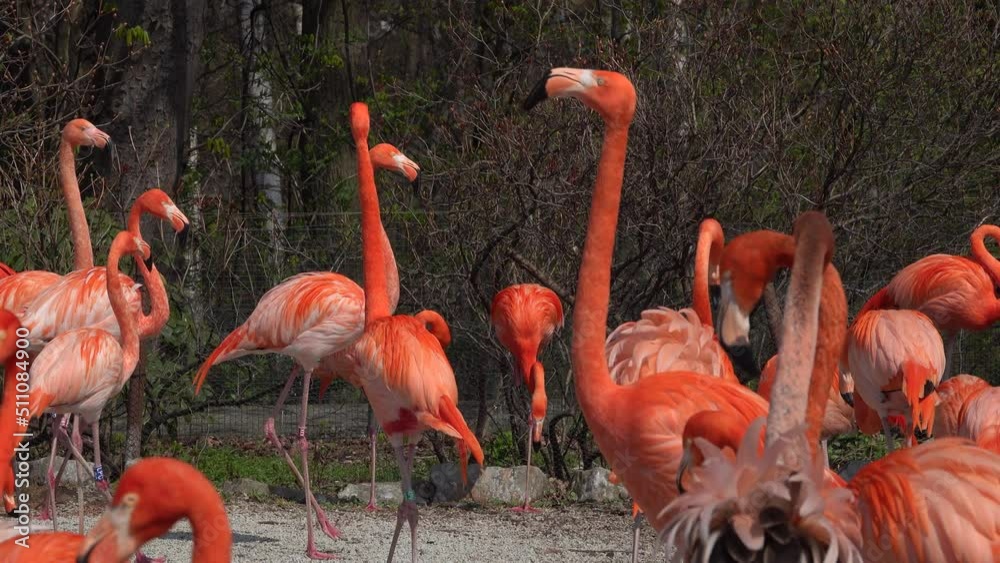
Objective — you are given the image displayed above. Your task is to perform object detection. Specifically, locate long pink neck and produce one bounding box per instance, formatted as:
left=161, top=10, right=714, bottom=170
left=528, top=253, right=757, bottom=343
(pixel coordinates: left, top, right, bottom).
left=59, top=139, right=94, bottom=270
left=107, top=242, right=140, bottom=378
left=136, top=261, right=169, bottom=339
left=971, top=225, right=1000, bottom=286
left=692, top=220, right=723, bottom=326
left=356, top=136, right=391, bottom=324
left=572, top=125, right=630, bottom=420
left=380, top=224, right=400, bottom=313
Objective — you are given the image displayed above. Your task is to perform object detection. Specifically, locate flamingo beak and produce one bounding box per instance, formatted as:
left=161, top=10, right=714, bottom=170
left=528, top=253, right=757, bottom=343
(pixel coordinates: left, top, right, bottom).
left=523, top=69, right=552, bottom=111
left=840, top=392, right=855, bottom=407
left=676, top=448, right=691, bottom=494
left=76, top=502, right=133, bottom=562
left=716, top=281, right=759, bottom=380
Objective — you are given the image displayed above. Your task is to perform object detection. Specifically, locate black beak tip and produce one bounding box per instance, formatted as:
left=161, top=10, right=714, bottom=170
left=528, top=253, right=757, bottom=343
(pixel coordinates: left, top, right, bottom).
left=144, top=254, right=155, bottom=271
left=522, top=69, right=552, bottom=111
left=841, top=392, right=854, bottom=407
left=709, top=285, right=722, bottom=312
left=922, top=380, right=936, bottom=397
left=725, top=344, right=760, bottom=383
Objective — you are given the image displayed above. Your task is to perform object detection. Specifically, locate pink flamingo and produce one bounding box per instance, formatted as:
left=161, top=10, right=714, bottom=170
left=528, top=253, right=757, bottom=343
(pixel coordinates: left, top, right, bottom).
left=193, top=143, right=421, bottom=559
left=490, top=283, right=564, bottom=512
left=349, top=102, right=483, bottom=562
left=315, top=308, right=451, bottom=512
left=0, top=231, right=149, bottom=533
left=522, top=68, right=772, bottom=562
left=0, top=119, right=110, bottom=312
left=855, top=224, right=1000, bottom=376
left=933, top=374, right=999, bottom=452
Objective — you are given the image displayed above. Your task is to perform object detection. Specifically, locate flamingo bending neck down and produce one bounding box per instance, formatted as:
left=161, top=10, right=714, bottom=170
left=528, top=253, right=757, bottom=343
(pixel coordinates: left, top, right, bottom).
left=0, top=119, right=110, bottom=313
left=0, top=231, right=149, bottom=535
left=490, top=283, right=564, bottom=512
left=523, top=68, right=773, bottom=563
left=662, top=212, right=863, bottom=562
left=349, top=102, right=483, bottom=563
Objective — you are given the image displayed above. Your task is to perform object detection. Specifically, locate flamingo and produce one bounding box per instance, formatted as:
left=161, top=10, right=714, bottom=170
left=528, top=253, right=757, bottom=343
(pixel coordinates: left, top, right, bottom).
left=855, top=224, right=1000, bottom=376
left=846, top=309, right=944, bottom=451
left=522, top=67, right=772, bottom=555
left=490, top=283, right=564, bottom=512
left=0, top=263, right=14, bottom=277
left=662, top=211, right=863, bottom=562
left=0, top=457, right=231, bottom=562
left=18, top=188, right=189, bottom=348
left=933, top=374, right=999, bottom=452
left=602, top=218, right=739, bottom=559
left=348, top=102, right=483, bottom=562
left=757, top=355, right=855, bottom=442
left=314, top=308, right=451, bottom=512
left=0, top=231, right=148, bottom=534
left=0, top=119, right=110, bottom=312
left=192, top=144, right=420, bottom=558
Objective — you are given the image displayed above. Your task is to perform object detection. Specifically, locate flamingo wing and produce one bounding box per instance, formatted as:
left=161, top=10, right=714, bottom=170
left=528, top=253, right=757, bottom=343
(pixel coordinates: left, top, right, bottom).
left=28, top=328, right=124, bottom=422
left=0, top=271, right=63, bottom=312
left=850, top=438, right=1000, bottom=562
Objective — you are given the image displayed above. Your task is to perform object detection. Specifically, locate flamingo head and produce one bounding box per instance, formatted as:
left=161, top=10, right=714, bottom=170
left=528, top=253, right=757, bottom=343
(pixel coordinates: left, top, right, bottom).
left=414, top=310, right=452, bottom=349
left=523, top=68, right=636, bottom=126
left=370, top=143, right=421, bottom=189
left=134, top=188, right=191, bottom=234
left=63, top=118, right=111, bottom=149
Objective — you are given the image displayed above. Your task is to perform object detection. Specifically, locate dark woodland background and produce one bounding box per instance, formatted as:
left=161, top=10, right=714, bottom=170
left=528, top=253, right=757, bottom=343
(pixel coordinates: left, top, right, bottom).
left=1, top=1, right=997, bottom=477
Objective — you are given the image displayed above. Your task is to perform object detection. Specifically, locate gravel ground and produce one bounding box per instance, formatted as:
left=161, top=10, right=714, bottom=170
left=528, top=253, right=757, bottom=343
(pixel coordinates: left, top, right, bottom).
left=63, top=499, right=666, bottom=562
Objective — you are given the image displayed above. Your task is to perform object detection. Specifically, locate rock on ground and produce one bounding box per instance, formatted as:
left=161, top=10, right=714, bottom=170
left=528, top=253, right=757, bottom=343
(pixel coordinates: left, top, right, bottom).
left=28, top=456, right=94, bottom=486
left=470, top=465, right=549, bottom=505
left=221, top=478, right=270, bottom=500
left=428, top=462, right=482, bottom=502
left=337, top=482, right=403, bottom=505
left=573, top=467, right=629, bottom=502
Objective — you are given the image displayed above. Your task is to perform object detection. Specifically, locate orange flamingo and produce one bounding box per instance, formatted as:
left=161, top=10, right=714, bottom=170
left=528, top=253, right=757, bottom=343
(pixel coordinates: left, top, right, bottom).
left=0, top=457, right=231, bottom=562
left=933, top=373, right=990, bottom=437
left=602, top=218, right=738, bottom=559
left=349, top=102, right=483, bottom=562
left=0, top=119, right=110, bottom=312
left=846, top=308, right=944, bottom=451
left=192, top=144, right=420, bottom=557
left=933, top=374, right=999, bottom=452
left=0, top=231, right=148, bottom=532
left=522, top=68, right=771, bottom=555
left=0, top=263, right=15, bottom=277
left=19, top=188, right=189, bottom=348
left=77, top=457, right=232, bottom=562
left=662, top=211, right=863, bottom=561
left=314, top=308, right=452, bottom=512
left=490, top=283, right=564, bottom=512
left=855, top=224, right=1000, bottom=376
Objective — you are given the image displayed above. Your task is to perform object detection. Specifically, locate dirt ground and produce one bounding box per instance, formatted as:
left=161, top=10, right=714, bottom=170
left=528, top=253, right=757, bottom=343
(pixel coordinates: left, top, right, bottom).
left=48, top=498, right=665, bottom=562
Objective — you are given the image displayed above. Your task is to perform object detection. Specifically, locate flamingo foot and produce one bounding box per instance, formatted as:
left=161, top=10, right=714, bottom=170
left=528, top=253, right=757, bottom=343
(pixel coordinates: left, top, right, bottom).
left=365, top=500, right=378, bottom=512
left=134, top=551, right=167, bottom=563
left=96, top=479, right=109, bottom=492
left=37, top=505, right=52, bottom=521
left=305, top=547, right=338, bottom=560
left=510, top=504, right=541, bottom=514
left=314, top=508, right=343, bottom=540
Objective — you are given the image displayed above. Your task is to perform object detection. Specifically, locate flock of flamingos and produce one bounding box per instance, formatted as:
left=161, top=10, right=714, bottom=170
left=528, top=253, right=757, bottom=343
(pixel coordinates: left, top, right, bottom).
left=0, top=67, right=997, bottom=562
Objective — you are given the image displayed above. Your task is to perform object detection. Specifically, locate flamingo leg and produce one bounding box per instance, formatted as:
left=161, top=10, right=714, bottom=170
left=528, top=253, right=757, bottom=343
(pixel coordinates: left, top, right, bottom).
left=40, top=415, right=65, bottom=527
left=942, top=331, right=957, bottom=380
left=880, top=416, right=896, bottom=453
left=367, top=405, right=378, bottom=511
left=630, top=509, right=644, bottom=563
left=512, top=419, right=539, bottom=513
left=387, top=442, right=419, bottom=563
left=264, top=365, right=341, bottom=541
left=51, top=417, right=88, bottom=535
left=90, top=422, right=111, bottom=501
left=71, top=417, right=85, bottom=535
left=296, top=368, right=335, bottom=560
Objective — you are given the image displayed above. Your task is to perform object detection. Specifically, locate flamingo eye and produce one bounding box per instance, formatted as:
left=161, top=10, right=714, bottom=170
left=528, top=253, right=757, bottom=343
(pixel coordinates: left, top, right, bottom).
left=121, top=492, right=139, bottom=507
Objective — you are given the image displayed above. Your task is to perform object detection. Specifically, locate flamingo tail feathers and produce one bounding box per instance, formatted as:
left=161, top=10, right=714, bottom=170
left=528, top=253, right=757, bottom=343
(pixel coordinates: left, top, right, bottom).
left=193, top=325, right=249, bottom=395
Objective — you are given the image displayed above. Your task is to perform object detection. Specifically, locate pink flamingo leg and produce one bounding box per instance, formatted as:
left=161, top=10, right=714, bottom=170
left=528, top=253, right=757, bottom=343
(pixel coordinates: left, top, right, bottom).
left=296, top=368, right=336, bottom=560
left=50, top=416, right=89, bottom=534
left=366, top=405, right=378, bottom=511
left=630, top=510, right=644, bottom=563
left=264, top=366, right=342, bottom=542
left=90, top=422, right=112, bottom=500
left=387, top=442, right=419, bottom=563
left=39, top=415, right=66, bottom=526
left=511, top=420, right=540, bottom=513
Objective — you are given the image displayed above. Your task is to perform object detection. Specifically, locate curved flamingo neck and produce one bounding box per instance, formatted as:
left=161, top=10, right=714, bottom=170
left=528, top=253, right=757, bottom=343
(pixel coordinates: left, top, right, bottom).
left=59, top=139, right=94, bottom=271
left=692, top=220, right=724, bottom=326
left=572, top=124, right=630, bottom=418
left=189, top=496, right=233, bottom=561
left=136, top=261, right=169, bottom=339
left=107, top=240, right=140, bottom=376
left=355, top=128, right=391, bottom=324
left=380, top=224, right=400, bottom=313
left=971, top=225, right=1000, bottom=287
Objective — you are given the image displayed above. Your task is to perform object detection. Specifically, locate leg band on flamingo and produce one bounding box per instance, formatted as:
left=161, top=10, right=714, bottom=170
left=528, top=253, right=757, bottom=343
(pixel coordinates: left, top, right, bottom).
left=93, top=465, right=104, bottom=482
left=404, top=489, right=416, bottom=502
left=298, top=426, right=306, bottom=439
